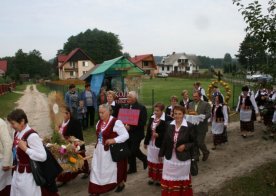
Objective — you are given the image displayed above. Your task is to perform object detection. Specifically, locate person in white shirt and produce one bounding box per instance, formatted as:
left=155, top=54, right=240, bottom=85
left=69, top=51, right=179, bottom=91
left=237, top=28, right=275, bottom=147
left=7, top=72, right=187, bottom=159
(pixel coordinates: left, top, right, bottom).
left=0, top=118, right=13, bottom=196
left=89, top=104, right=129, bottom=195
left=211, top=95, right=228, bottom=150
left=236, top=86, right=259, bottom=138
left=7, top=109, right=49, bottom=196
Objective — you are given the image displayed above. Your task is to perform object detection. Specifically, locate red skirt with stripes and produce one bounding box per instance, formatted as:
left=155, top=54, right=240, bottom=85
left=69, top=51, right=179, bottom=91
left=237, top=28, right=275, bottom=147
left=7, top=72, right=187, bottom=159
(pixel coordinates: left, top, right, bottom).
left=148, top=161, right=163, bottom=181
left=88, top=159, right=127, bottom=194
left=161, top=177, right=193, bottom=196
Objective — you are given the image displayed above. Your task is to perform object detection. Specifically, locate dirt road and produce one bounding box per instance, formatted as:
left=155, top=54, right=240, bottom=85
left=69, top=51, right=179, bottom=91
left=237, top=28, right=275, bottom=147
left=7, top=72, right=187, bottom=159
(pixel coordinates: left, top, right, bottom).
left=16, top=85, right=51, bottom=137
left=16, top=85, right=276, bottom=195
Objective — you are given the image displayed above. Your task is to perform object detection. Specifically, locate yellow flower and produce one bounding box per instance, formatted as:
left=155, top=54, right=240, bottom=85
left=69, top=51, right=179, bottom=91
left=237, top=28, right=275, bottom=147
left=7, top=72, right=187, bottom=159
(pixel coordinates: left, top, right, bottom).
left=69, top=156, right=77, bottom=164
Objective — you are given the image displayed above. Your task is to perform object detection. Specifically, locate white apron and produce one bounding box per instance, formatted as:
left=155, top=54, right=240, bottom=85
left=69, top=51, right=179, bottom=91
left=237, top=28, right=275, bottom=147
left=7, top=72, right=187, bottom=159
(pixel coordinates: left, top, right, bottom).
left=90, top=143, right=117, bottom=185
left=162, top=151, right=191, bottom=181
left=211, top=121, right=224, bottom=134
left=240, top=109, right=252, bottom=122
left=0, top=160, right=12, bottom=191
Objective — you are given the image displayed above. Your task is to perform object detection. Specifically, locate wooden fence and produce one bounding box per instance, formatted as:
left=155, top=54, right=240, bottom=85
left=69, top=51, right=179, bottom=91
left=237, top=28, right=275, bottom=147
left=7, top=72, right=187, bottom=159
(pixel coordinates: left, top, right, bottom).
left=0, top=83, right=16, bottom=96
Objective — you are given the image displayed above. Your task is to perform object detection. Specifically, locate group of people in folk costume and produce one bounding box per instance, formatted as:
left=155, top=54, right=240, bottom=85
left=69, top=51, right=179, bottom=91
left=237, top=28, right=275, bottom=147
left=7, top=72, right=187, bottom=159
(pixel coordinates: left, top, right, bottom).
left=1, top=80, right=275, bottom=196
left=236, top=84, right=276, bottom=139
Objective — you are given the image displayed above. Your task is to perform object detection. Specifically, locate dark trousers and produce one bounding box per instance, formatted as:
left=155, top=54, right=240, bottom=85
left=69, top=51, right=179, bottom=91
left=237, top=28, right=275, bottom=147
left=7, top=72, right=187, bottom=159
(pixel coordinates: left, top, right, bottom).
left=128, top=136, right=147, bottom=172
left=79, top=118, right=87, bottom=130
left=86, top=106, right=95, bottom=127
left=195, top=127, right=209, bottom=158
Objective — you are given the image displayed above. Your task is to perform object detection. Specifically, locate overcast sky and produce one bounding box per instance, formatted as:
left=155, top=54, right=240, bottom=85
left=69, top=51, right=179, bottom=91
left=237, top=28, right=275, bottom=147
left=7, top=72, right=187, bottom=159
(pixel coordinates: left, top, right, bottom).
left=0, top=0, right=268, bottom=60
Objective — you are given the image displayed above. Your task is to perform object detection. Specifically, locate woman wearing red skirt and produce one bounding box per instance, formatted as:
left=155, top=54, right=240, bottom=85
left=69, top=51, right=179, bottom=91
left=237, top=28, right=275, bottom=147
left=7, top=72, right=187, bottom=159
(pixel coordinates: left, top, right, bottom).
left=144, top=103, right=168, bottom=186
left=88, top=104, right=129, bottom=196
left=159, top=105, right=195, bottom=196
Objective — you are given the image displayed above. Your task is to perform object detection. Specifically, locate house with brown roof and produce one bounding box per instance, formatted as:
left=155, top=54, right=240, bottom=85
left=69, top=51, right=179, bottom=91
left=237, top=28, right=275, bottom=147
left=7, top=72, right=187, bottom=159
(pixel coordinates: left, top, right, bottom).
left=0, top=60, right=8, bottom=77
left=130, top=54, right=157, bottom=77
left=159, top=52, right=199, bottom=75
left=57, top=48, right=95, bottom=80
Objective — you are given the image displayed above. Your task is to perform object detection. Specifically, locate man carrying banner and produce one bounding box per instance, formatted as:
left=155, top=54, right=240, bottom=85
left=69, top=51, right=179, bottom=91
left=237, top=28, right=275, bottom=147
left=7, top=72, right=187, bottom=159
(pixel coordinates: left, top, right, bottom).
left=124, top=91, right=148, bottom=174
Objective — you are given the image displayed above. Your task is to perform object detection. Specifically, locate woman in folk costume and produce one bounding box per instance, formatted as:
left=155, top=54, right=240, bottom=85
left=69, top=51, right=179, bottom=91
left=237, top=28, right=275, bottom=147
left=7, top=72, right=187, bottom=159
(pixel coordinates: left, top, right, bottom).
left=106, top=90, right=121, bottom=118
left=7, top=109, right=59, bottom=196
left=0, top=118, right=13, bottom=196
left=236, top=86, right=259, bottom=138
left=89, top=104, right=129, bottom=196
left=159, top=105, right=195, bottom=196
left=179, top=90, right=192, bottom=111
left=165, top=96, right=178, bottom=121
left=56, top=107, right=90, bottom=186
left=211, top=95, right=228, bottom=150
left=144, top=103, right=168, bottom=186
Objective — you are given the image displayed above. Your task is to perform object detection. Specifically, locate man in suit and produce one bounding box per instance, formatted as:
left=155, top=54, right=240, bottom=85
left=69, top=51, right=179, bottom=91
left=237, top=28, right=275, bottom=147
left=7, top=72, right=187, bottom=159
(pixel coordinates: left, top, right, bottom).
left=125, top=91, right=148, bottom=174
left=189, top=91, right=211, bottom=161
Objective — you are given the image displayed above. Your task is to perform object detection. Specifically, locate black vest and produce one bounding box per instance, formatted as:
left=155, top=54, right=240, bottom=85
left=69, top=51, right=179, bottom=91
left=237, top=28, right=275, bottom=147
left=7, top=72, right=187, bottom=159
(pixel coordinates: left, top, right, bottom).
left=212, top=105, right=224, bottom=122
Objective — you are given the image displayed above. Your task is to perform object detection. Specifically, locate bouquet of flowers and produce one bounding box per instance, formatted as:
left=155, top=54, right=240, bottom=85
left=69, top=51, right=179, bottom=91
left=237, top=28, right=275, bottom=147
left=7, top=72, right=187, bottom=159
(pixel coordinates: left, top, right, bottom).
left=43, top=130, right=86, bottom=172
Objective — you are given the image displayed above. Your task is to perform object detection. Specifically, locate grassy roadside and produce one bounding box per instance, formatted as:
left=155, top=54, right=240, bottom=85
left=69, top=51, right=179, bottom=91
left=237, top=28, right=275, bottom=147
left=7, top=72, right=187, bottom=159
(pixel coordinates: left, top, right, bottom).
left=209, top=160, right=276, bottom=196
left=0, top=83, right=29, bottom=118
left=36, top=83, right=52, bottom=95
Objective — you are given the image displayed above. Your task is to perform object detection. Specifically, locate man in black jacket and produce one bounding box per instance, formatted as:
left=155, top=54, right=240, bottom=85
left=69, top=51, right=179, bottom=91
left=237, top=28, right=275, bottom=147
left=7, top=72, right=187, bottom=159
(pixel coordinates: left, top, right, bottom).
left=125, top=91, right=148, bottom=174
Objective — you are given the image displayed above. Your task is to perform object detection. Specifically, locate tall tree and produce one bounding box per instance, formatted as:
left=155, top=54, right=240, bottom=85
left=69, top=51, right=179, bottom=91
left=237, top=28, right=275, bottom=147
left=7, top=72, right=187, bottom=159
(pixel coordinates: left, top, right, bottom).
left=223, top=53, right=232, bottom=73
left=236, top=34, right=267, bottom=72
left=60, top=28, right=123, bottom=64
left=233, top=0, right=276, bottom=77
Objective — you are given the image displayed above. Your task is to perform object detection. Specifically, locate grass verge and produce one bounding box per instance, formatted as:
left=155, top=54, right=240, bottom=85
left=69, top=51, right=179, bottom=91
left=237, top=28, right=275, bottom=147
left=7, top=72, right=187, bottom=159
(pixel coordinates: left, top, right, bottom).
left=209, top=160, right=276, bottom=196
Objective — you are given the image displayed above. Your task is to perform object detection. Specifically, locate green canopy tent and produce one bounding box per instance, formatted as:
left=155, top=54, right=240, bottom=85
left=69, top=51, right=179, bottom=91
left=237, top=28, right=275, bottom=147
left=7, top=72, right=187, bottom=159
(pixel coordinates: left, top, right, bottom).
left=81, top=56, right=144, bottom=96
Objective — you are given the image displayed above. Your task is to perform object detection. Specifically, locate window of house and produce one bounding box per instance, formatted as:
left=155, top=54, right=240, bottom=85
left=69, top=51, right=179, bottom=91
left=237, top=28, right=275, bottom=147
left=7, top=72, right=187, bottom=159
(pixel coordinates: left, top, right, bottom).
left=184, top=59, right=188, bottom=63
left=70, top=61, right=76, bottom=68
left=167, top=66, right=170, bottom=71
left=70, top=71, right=74, bottom=76
left=178, top=59, right=181, bottom=63
left=142, top=61, right=149, bottom=66
left=186, top=66, right=190, bottom=71
left=162, top=66, right=164, bottom=71
left=83, top=61, right=88, bottom=67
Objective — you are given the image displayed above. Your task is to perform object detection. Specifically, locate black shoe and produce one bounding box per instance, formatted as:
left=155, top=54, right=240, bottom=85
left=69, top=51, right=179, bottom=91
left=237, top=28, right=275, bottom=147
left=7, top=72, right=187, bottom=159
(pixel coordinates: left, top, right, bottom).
left=115, top=184, right=125, bottom=192
left=81, top=173, right=89, bottom=179
left=143, top=160, right=148, bottom=170
left=202, top=152, right=210, bottom=161
left=148, top=180, right=154, bottom=185
left=57, top=182, right=67, bottom=188
left=155, top=182, right=161, bottom=186
left=127, top=170, right=137, bottom=174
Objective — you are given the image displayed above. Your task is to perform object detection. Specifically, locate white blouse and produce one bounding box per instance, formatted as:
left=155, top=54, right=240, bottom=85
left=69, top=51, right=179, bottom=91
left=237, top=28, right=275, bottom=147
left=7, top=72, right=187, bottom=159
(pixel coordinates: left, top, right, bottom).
left=96, top=116, right=129, bottom=144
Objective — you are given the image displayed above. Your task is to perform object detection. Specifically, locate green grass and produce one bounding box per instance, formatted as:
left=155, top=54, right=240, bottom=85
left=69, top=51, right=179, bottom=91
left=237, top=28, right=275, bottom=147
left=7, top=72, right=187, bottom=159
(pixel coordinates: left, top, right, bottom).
left=209, top=161, right=276, bottom=196
left=36, top=83, right=52, bottom=95
left=83, top=128, right=97, bottom=144
left=139, top=77, right=242, bottom=111
left=0, top=83, right=29, bottom=118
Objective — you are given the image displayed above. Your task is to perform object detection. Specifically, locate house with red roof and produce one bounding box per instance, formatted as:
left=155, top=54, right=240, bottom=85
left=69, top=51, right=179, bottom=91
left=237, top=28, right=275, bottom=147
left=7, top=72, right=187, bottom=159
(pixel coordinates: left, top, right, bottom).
left=0, top=60, right=8, bottom=77
left=130, top=54, right=157, bottom=77
left=57, top=48, right=95, bottom=80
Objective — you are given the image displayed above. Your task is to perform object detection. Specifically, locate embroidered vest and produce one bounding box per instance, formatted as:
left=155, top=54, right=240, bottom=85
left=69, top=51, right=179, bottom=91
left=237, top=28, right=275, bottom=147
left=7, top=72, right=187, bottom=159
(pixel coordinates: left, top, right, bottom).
left=13, top=129, right=37, bottom=173
left=239, top=95, right=253, bottom=110
left=96, top=117, right=118, bottom=151
left=212, top=105, right=224, bottom=122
